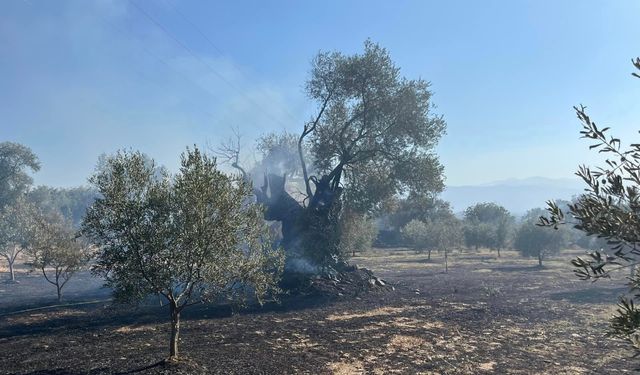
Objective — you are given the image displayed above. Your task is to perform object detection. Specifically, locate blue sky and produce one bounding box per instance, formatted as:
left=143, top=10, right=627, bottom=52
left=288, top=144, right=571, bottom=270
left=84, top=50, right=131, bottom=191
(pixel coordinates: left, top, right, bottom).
left=2, top=0, right=640, bottom=187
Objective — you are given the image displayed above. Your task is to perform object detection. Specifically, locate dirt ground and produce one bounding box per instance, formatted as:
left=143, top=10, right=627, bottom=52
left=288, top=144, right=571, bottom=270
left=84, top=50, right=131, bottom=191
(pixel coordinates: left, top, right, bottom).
left=0, top=248, right=636, bottom=374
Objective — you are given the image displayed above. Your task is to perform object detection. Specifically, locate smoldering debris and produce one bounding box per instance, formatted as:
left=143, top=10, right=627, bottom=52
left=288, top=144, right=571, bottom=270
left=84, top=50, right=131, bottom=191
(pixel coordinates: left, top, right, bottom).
left=280, top=264, right=394, bottom=298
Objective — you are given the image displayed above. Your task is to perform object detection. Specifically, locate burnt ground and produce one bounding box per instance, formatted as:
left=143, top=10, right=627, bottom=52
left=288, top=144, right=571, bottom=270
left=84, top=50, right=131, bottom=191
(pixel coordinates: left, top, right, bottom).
left=0, top=248, right=637, bottom=374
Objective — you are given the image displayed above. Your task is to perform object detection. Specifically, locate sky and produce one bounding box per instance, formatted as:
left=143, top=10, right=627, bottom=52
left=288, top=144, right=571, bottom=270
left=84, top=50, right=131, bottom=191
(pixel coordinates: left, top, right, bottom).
left=2, top=0, right=640, bottom=188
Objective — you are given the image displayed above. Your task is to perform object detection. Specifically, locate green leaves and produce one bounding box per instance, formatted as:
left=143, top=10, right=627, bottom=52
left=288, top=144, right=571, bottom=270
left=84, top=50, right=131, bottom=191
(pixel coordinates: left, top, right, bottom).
left=0, top=142, right=40, bottom=209
left=537, top=57, right=640, bottom=354
left=306, top=40, right=446, bottom=214
left=403, top=209, right=463, bottom=254
left=28, top=211, right=89, bottom=300
left=514, top=213, right=570, bottom=264
left=83, top=147, right=284, bottom=308
left=463, top=203, right=514, bottom=251
left=339, top=212, right=378, bottom=257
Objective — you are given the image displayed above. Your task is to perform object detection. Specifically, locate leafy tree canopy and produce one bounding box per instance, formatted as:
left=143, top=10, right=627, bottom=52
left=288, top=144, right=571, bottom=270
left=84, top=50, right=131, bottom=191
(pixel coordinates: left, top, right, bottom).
left=27, top=186, right=97, bottom=228
left=304, top=40, right=446, bottom=214
left=82, top=147, right=284, bottom=359
left=29, top=211, right=90, bottom=301
left=463, top=202, right=514, bottom=252
left=0, top=142, right=40, bottom=208
left=0, top=197, right=38, bottom=282
left=515, top=212, right=570, bottom=266
left=386, top=194, right=453, bottom=230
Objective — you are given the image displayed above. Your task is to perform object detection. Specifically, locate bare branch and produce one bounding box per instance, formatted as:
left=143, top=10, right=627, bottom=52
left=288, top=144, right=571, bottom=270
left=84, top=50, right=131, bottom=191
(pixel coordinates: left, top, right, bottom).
left=211, top=126, right=248, bottom=181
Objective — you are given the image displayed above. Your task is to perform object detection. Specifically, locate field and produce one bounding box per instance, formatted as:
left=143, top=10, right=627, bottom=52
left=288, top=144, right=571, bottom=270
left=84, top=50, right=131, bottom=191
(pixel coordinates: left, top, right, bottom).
left=0, top=248, right=636, bottom=374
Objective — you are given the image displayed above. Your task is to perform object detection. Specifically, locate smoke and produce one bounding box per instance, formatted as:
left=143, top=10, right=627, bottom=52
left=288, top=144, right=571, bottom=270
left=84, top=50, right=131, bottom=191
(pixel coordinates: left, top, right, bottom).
left=285, top=257, right=318, bottom=274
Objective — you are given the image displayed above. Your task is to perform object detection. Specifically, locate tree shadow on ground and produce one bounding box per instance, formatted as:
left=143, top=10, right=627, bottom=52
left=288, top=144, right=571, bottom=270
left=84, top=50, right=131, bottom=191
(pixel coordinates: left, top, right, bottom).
left=0, top=292, right=333, bottom=339
left=549, top=287, right=628, bottom=304
left=115, top=361, right=164, bottom=374
left=392, top=257, right=438, bottom=264
left=491, top=265, right=542, bottom=273
left=18, top=369, right=108, bottom=375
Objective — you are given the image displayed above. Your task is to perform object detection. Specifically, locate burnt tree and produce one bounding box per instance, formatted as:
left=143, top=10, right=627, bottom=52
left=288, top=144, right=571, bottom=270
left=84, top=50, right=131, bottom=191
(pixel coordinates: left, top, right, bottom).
left=229, top=41, right=447, bottom=272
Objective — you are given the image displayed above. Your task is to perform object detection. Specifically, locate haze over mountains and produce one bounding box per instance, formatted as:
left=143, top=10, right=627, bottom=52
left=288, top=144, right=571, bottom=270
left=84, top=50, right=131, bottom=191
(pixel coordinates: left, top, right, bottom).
left=442, top=177, right=585, bottom=217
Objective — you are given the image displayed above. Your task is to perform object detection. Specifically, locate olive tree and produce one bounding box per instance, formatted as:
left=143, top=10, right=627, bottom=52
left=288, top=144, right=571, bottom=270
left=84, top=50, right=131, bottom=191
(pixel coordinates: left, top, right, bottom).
left=387, top=194, right=453, bottom=232
left=339, top=213, right=378, bottom=257
left=403, top=219, right=429, bottom=254
left=428, top=215, right=463, bottom=273
left=0, top=198, right=37, bottom=282
left=463, top=203, right=513, bottom=256
left=248, top=40, right=446, bottom=272
left=539, top=57, right=640, bottom=352
left=82, top=147, right=284, bottom=360
left=0, top=142, right=40, bottom=282
left=515, top=211, right=569, bottom=266
left=0, top=142, right=40, bottom=208
left=403, top=213, right=462, bottom=270
left=29, top=212, right=90, bottom=301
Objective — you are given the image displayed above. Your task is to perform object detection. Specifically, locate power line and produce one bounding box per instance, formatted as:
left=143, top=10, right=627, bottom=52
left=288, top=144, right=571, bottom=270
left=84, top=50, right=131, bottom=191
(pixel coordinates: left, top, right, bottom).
left=95, top=12, right=224, bottom=123
left=128, top=0, right=293, bottom=130
left=161, top=0, right=301, bottom=124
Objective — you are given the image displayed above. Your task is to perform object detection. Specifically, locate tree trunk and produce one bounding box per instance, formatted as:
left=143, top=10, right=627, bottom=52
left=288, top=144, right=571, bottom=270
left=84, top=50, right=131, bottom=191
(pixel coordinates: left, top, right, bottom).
left=56, top=285, right=62, bottom=302
left=255, top=173, right=343, bottom=272
left=497, top=247, right=501, bottom=258
left=538, top=252, right=543, bottom=267
left=8, top=258, right=15, bottom=282
left=169, top=302, right=180, bottom=360
left=444, top=250, right=448, bottom=273
left=427, top=249, right=431, bottom=260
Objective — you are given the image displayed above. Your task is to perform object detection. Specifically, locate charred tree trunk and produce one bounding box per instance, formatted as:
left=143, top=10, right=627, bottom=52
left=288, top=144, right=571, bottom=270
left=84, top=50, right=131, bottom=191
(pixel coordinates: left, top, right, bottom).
left=254, top=174, right=304, bottom=257
left=169, top=301, right=180, bottom=360
left=255, top=172, right=343, bottom=273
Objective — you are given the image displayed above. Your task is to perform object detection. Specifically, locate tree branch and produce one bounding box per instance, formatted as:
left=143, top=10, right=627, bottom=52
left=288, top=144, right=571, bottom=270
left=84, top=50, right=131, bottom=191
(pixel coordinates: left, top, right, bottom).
left=300, top=93, right=332, bottom=199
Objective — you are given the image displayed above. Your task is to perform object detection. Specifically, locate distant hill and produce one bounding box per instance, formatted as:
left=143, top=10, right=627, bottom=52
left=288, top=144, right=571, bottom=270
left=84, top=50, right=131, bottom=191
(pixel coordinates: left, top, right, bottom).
left=441, top=177, right=584, bottom=217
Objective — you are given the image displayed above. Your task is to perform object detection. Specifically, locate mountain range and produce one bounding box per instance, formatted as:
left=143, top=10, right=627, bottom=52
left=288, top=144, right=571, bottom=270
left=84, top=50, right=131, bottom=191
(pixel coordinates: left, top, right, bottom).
left=441, top=177, right=585, bottom=217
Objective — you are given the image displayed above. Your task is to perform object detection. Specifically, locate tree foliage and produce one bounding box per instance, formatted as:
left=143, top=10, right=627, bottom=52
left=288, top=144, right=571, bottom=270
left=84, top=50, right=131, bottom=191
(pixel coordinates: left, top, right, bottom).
left=82, top=147, right=284, bottom=360
left=304, top=39, right=446, bottom=214
left=463, top=202, right=513, bottom=255
left=339, top=212, right=378, bottom=257
left=27, top=186, right=97, bottom=228
left=539, top=57, right=640, bottom=352
left=0, top=197, right=38, bottom=282
left=428, top=215, right=463, bottom=272
left=514, top=212, right=569, bottom=266
left=403, top=208, right=462, bottom=270
left=29, top=212, right=90, bottom=301
left=386, top=194, right=453, bottom=231
left=0, top=142, right=40, bottom=208
left=403, top=219, right=430, bottom=255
